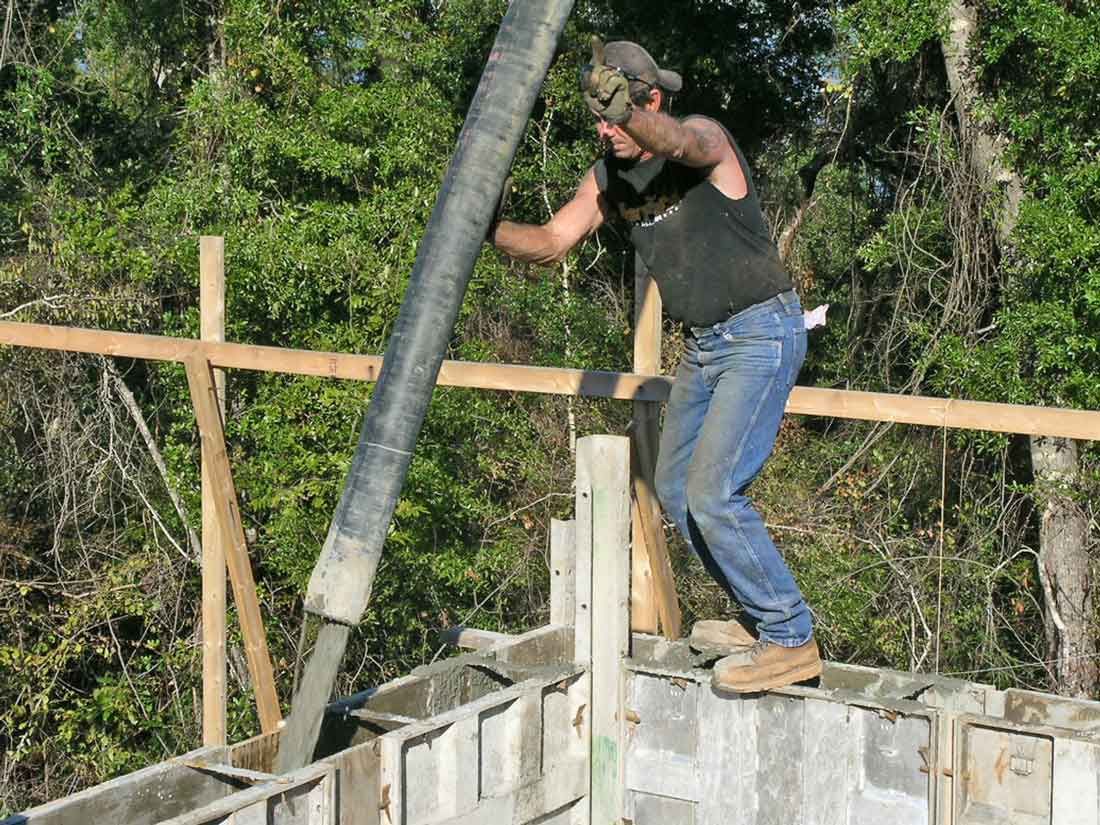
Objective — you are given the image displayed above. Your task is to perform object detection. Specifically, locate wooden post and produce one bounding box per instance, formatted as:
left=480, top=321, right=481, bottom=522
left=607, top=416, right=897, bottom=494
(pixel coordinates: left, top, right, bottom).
left=630, top=260, right=682, bottom=639
left=185, top=353, right=282, bottom=734
left=550, top=518, right=576, bottom=627
left=576, top=435, right=630, bottom=825
left=200, top=236, right=227, bottom=746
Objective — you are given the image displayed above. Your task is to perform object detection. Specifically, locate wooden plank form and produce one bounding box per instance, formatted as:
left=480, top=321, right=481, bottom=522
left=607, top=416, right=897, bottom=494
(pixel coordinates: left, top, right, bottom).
left=549, top=518, right=577, bottom=627
left=3, top=320, right=1100, bottom=439
left=438, top=626, right=515, bottom=650
left=200, top=236, right=229, bottom=748
left=577, top=436, right=631, bottom=825
left=572, top=443, right=596, bottom=822
left=0, top=746, right=231, bottom=825
left=184, top=354, right=282, bottom=734
left=156, top=762, right=335, bottom=825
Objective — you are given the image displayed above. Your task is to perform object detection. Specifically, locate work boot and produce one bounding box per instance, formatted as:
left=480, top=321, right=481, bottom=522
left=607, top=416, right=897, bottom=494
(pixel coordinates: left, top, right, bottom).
left=689, top=618, right=757, bottom=655
left=712, top=638, right=822, bottom=693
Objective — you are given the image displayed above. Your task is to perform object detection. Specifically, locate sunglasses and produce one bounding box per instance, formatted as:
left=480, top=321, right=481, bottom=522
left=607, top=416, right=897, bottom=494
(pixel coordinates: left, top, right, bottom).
left=578, top=63, right=656, bottom=93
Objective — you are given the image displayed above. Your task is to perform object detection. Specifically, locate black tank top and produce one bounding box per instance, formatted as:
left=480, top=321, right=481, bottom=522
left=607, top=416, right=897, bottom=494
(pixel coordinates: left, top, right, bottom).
left=594, top=119, right=792, bottom=327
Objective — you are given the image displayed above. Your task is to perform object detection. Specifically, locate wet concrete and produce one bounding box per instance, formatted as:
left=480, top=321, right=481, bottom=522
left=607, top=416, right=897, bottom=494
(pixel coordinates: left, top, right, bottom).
left=275, top=620, right=351, bottom=773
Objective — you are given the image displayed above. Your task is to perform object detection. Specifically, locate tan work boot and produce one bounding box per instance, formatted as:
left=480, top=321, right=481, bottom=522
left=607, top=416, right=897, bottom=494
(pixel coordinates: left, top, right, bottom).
left=689, top=618, right=757, bottom=655
left=712, top=638, right=822, bottom=693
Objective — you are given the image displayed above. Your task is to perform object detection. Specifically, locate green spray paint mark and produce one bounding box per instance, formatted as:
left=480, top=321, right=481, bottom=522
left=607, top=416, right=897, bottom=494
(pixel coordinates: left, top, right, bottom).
left=592, top=734, right=619, bottom=823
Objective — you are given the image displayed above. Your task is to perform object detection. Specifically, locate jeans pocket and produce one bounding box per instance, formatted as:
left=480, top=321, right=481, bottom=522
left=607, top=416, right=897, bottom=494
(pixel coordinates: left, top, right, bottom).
left=717, top=311, right=784, bottom=341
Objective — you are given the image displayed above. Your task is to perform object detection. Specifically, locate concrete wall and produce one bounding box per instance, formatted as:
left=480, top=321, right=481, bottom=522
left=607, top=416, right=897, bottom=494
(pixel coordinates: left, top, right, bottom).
left=622, top=636, right=1100, bottom=825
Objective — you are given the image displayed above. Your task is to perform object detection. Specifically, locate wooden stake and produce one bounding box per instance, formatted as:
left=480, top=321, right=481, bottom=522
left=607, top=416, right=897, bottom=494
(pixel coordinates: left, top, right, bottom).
left=629, top=431, right=682, bottom=640
left=200, top=236, right=227, bottom=747
left=184, top=354, right=282, bottom=733
left=550, top=518, right=576, bottom=627
left=630, top=261, right=682, bottom=638
left=630, top=262, right=661, bottom=634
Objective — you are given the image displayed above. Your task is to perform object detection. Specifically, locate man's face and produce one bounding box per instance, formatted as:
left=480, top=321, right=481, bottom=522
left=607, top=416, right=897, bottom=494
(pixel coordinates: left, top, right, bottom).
left=596, top=118, right=644, bottom=159
left=594, top=88, right=661, bottom=160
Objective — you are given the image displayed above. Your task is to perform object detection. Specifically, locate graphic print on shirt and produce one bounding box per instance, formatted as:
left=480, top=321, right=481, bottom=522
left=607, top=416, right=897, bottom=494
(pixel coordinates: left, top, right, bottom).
left=608, top=158, right=700, bottom=226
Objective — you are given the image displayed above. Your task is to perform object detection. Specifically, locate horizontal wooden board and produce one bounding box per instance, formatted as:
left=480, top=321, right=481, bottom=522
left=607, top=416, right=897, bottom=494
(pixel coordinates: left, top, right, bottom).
left=3, top=321, right=1100, bottom=438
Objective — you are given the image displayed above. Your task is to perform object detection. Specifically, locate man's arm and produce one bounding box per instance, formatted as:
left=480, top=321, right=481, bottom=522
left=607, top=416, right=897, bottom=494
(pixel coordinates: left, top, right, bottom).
left=491, top=168, right=607, bottom=265
left=621, top=112, right=729, bottom=169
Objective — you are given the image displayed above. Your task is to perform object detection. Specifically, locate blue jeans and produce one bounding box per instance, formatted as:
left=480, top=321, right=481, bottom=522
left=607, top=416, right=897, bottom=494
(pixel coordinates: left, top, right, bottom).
left=654, top=290, right=812, bottom=647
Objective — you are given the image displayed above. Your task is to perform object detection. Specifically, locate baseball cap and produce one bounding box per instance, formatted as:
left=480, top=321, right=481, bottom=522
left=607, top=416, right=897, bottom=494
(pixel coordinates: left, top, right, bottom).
left=603, top=41, right=683, bottom=93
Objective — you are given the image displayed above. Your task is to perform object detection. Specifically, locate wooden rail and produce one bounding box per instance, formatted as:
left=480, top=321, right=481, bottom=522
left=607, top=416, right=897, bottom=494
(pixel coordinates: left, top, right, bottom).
left=3, top=320, right=1099, bottom=440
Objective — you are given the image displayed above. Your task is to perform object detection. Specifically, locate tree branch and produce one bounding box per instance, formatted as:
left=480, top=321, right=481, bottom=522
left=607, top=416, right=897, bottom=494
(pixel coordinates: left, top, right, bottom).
left=103, top=360, right=203, bottom=562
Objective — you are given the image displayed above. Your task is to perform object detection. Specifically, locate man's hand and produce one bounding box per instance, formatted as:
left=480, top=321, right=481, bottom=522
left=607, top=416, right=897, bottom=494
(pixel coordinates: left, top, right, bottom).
left=582, top=36, right=631, bottom=125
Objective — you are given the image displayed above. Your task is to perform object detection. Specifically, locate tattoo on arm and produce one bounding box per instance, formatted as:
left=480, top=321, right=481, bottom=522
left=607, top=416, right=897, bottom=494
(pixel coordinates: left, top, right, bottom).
left=691, top=124, right=721, bottom=157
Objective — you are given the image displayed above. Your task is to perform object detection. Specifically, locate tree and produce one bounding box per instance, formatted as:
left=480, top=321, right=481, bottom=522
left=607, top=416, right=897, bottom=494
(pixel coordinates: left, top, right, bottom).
left=817, top=0, right=1100, bottom=696
left=937, top=0, right=1100, bottom=697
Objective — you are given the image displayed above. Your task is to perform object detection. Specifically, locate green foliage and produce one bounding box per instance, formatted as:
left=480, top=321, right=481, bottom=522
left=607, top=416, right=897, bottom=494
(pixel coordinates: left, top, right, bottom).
left=927, top=0, right=1100, bottom=410
left=776, top=0, right=1099, bottom=695
left=576, top=0, right=835, bottom=151
left=839, top=0, right=947, bottom=68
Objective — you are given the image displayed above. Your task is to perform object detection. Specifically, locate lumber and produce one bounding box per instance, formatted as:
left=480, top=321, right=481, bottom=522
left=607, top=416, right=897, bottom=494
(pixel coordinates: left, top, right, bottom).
left=438, top=626, right=513, bottom=650
left=184, top=354, right=282, bottom=733
left=630, top=261, right=661, bottom=635
left=2, top=320, right=1100, bottom=439
left=627, top=260, right=682, bottom=640
left=578, top=436, right=631, bottom=825
left=550, top=518, right=577, bottom=627
left=629, top=431, right=682, bottom=640
left=199, top=236, right=228, bottom=747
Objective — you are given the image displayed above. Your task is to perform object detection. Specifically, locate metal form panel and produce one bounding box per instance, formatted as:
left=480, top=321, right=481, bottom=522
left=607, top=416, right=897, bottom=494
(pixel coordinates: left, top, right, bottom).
left=801, top=697, right=850, bottom=825
left=956, top=721, right=1053, bottom=825
left=622, top=663, right=935, bottom=825
left=621, top=639, right=1100, bottom=825
left=847, top=705, right=931, bottom=825
left=379, top=670, right=589, bottom=825
left=953, top=715, right=1100, bottom=825
left=1051, top=738, right=1100, bottom=825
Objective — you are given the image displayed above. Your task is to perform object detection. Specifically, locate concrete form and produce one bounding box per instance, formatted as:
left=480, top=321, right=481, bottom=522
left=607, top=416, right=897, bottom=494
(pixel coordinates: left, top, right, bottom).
left=6, top=435, right=1100, bottom=825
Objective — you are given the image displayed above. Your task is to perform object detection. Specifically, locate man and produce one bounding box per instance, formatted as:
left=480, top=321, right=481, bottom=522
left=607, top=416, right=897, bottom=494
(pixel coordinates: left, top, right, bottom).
left=489, top=38, right=820, bottom=692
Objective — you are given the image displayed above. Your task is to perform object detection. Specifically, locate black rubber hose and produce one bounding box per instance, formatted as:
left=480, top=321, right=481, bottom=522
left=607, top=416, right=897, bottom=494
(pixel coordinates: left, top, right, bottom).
left=276, top=0, right=575, bottom=773
left=305, top=0, right=574, bottom=625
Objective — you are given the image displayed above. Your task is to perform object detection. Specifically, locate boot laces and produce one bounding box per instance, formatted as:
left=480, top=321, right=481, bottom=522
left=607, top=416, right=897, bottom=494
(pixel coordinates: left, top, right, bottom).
left=749, top=639, right=772, bottom=659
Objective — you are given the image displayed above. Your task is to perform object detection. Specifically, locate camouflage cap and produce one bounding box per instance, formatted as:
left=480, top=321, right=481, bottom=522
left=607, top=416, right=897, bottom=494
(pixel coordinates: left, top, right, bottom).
left=603, top=41, right=683, bottom=93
